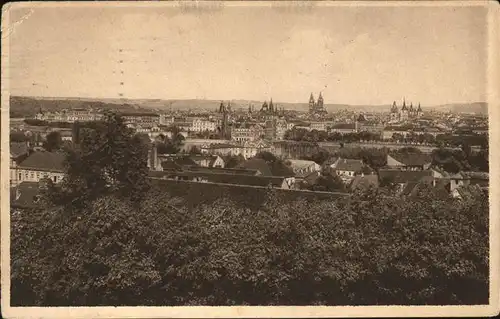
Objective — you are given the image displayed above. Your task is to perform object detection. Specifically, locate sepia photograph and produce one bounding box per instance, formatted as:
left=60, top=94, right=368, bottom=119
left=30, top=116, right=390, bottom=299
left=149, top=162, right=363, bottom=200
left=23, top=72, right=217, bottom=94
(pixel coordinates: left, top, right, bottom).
left=1, top=1, right=499, bottom=318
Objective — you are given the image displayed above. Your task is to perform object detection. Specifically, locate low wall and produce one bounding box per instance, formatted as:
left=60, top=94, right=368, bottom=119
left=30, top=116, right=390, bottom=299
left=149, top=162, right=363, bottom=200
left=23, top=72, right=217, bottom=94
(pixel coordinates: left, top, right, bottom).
left=150, top=178, right=348, bottom=210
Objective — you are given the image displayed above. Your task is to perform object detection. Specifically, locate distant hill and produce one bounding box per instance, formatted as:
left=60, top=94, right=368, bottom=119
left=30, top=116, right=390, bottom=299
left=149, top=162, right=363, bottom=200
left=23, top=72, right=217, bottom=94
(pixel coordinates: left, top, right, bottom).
left=427, top=102, right=488, bottom=115
left=9, top=96, right=148, bottom=118
left=8, top=96, right=488, bottom=117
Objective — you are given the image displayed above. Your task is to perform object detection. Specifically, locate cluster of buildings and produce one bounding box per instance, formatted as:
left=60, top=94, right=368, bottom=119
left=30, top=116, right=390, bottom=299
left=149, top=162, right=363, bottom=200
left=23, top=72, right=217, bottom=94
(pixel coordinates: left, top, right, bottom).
left=308, top=92, right=328, bottom=116
left=10, top=94, right=489, bottom=209
left=389, top=99, right=423, bottom=123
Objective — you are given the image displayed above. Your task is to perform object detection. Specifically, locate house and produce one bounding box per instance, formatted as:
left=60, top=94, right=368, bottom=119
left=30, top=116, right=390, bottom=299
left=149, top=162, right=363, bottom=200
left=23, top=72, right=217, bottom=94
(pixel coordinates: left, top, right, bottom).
left=400, top=176, right=449, bottom=199
left=11, top=151, right=66, bottom=186
left=449, top=171, right=489, bottom=197
left=10, top=142, right=31, bottom=186
left=378, top=169, right=434, bottom=193
left=386, top=153, right=432, bottom=170
left=310, top=122, right=327, bottom=131
left=189, top=154, right=225, bottom=168
left=287, top=159, right=322, bottom=177
left=329, top=123, right=357, bottom=134
left=158, top=155, right=198, bottom=170
left=237, top=158, right=273, bottom=176
left=330, top=158, right=364, bottom=181
left=349, top=174, right=379, bottom=191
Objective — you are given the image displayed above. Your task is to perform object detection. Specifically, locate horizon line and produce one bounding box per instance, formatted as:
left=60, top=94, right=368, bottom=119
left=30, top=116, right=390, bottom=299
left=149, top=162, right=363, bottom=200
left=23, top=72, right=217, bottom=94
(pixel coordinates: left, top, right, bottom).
left=9, top=95, right=487, bottom=108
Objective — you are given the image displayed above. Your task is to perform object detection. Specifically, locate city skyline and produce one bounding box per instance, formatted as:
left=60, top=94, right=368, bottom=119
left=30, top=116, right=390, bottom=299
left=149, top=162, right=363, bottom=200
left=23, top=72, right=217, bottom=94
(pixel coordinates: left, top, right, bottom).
left=8, top=3, right=488, bottom=105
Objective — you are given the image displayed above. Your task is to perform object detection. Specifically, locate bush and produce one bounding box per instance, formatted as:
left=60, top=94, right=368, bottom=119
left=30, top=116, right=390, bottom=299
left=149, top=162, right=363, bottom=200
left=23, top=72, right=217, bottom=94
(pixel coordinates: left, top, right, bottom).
left=11, top=186, right=488, bottom=306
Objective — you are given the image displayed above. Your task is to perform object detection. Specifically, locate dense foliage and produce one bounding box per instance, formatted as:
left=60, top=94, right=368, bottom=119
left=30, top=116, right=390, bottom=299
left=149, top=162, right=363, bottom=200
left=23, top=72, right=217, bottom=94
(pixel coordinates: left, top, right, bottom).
left=156, top=128, right=185, bottom=155
left=42, top=131, right=63, bottom=152
left=46, top=113, right=151, bottom=206
left=11, top=185, right=488, bottom=306
left=284, top=127, right=488, bottom=149
left=255, top=151, right=295, bottom=176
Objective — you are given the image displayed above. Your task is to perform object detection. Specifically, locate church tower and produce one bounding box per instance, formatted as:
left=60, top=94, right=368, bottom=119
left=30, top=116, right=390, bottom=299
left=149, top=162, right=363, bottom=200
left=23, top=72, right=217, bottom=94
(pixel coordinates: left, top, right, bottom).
left=317, top=92, right=324, bottom=109
left=400, top=98, right=409, bottom=121
left=309, top=93, right=315, bottom=113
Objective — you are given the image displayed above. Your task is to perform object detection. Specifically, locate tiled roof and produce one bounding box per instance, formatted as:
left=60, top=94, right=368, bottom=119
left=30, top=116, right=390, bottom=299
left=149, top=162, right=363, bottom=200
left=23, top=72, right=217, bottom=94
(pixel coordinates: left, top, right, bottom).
left=303, top=171, right=321, bottom=184
left=163, top=156, right=198, bottom=167
left=189, top=154, right=215, bottom=161
left=388, top=153, right=432, bottom=166
left=149, top=171, right=286, bottom=188
left=288, top=159, right=318, bottom=170
left=350, top=174, right=379, bottom=190
left=183, top=166, right=261, bottom=176
left=161, top=161, right=182, bottom=171
left=238, top=158, right=272, bottom=176
left=333, top=158, right=364, bottom=172
left=18, top=151, right=66, bottom=172
left=378, top=169, right=433, bottom=184
left=11, top=182, right=40, bottom=208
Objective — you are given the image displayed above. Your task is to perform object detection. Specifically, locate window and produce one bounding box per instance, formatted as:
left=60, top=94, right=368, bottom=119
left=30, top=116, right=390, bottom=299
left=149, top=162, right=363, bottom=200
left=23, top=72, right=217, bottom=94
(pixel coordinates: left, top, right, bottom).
left=18, top=173, right=22, bottom=180
left=53, top=176, right=57, bottom=183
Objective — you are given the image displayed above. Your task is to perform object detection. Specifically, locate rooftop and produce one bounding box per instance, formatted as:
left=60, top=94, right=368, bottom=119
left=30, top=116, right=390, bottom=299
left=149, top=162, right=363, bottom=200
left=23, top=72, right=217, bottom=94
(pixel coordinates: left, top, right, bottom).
left=238, top=158, right=273, bottom=176
left=378, top=169, right=433, bottom=184
left=388, top=153, right=432, bottom=166
left=350, top=174, right=379, bottom=190
left=333, top=158, right=364, bottom=172
left=149, top=171, right=286, bottom=188
left=18, top=151, right=66, bottom=172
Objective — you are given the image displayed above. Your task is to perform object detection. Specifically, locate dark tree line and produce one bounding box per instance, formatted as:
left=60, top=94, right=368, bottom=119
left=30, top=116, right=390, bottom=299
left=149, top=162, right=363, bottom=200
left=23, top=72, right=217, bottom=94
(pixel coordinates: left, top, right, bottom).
left=12, top=185, right=488, bottom=306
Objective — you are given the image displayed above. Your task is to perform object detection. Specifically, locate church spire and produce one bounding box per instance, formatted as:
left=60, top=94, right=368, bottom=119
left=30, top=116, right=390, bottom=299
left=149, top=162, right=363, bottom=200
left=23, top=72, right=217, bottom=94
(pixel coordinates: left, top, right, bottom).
left=309, top=93, right=315, bottom=103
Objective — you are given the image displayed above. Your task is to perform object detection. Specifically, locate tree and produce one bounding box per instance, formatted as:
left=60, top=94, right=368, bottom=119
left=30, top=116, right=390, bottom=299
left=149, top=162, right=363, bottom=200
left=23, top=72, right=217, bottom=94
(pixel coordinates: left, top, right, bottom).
left=12, top=186, right=488, bottom=306
left=255, top=151, right=294, bottom=176
left=157, top=131, right=185, bottom=155
left=224, top=154, right=245, bottom=168
left=43, top=131, right=63, bottom=152
left=302, top=149, right=331, bottom=165
left=309, top=174, right=346, bottom=192
left=10, top=131, right=28, bottom=142
left=46, top=112, right=151, bottom=206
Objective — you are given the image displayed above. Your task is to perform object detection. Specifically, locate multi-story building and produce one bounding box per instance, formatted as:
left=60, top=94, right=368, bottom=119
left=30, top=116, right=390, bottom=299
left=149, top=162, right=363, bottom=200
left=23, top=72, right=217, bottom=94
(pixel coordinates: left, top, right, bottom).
left=231, top=123, right=264, bottom=143
left=10, top=151, right=66, bottom=186
left=310, top=121, right=327, bottom=131
left=35, top=108, right=104, bottom=123
left=120, top=112, right=161, bottom=126
left=190, top=118, right=217, bottom=132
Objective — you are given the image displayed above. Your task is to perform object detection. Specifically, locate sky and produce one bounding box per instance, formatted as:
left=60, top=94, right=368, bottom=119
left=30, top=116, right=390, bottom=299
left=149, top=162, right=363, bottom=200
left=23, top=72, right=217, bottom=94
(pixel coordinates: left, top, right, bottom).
left=7, top=3, right=488, bottom=106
